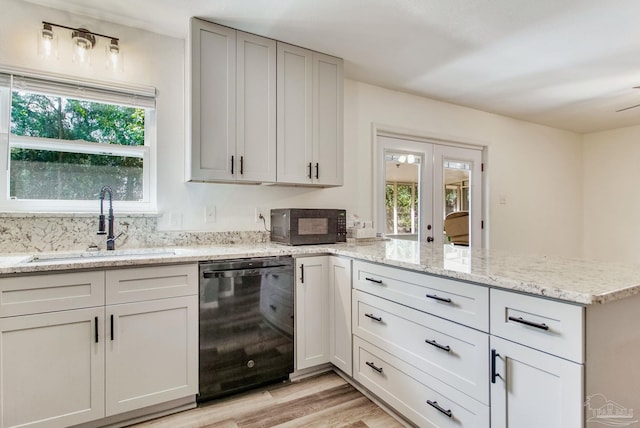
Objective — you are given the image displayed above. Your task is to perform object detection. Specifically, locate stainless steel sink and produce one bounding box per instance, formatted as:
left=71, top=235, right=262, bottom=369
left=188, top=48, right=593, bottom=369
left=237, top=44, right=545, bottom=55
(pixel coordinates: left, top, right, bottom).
left=27, top=248, right=179, bottom=263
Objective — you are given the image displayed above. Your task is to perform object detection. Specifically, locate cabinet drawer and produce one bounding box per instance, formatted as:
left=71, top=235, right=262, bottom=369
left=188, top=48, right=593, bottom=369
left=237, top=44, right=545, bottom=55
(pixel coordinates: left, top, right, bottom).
left=490, top=289, right=584, bottom=363
left=0, top=271, right=105, bottom=317
left=106, top=264, right=198, bottom=304
left=352, top=260, right=488, bottom=331
left=353, top=290, right=489, bottom=404
left=353, top=337, right=489, bottom=428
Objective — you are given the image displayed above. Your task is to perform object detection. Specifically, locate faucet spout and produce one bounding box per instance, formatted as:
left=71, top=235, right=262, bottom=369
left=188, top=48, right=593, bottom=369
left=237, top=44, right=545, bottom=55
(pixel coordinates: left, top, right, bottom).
left=98, top=186, right=116, bottom=250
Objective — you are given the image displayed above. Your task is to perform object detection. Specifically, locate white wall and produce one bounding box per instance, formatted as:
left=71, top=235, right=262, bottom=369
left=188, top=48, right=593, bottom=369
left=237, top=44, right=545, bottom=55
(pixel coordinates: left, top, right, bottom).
left=583, top=125, right=640, bottom=262
left=1, top=0, right=587, bottom=257
left=346, top=80, right=584, bottom=257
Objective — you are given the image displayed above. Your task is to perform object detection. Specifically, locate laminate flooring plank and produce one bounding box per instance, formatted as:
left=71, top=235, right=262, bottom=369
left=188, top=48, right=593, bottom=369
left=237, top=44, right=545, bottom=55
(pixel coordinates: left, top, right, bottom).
left=236, top=384, right=362, bottom=427
left=127, top=372, right=405, bottom=428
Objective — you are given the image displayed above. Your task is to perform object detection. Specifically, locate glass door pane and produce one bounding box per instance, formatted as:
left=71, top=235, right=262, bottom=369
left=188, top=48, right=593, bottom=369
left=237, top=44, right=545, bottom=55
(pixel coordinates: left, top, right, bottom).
left=433, top=145, right=482, bottom=247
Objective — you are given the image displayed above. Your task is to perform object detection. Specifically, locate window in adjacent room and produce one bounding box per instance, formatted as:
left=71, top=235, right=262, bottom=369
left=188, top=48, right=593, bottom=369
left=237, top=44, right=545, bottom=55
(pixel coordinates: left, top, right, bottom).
left=0, top=72, right=156, bottom=212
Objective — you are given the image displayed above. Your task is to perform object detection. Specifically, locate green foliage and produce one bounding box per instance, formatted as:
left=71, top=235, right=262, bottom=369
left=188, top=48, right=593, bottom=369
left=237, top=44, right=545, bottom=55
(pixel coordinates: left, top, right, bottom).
left=9, top=91, right=146, bottom=201
left=385, top=182, right=419, bottom=234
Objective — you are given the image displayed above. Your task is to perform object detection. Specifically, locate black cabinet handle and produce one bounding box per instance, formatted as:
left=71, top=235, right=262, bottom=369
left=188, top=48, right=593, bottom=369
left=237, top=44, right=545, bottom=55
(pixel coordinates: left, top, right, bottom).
left=508, top=316, right=549, bottom=331
left=231, top=155, right=235, bottom=175
left=308, top=162, right=312, bottom=179
left=110, top=314, right=114, bottom=341
left=365, top=313, right=382, bottom=322
left=426, top=400, right=452, bottom=418
left=365, top=277, right=383, bottom=284
left=300, top=264, right=304, bottom=284
left=366, top=361, right=383, bottom=373
left=315, top=163, right=319, bottom=179
left=426, top=293, right=452, bottom=303
left=94, top=316, right=99, bottom=343
left=491, top=349, right=501, bottom=384
left=240, top=156, right=244, bottom=175
left=425, top=339, right=451, bottom=352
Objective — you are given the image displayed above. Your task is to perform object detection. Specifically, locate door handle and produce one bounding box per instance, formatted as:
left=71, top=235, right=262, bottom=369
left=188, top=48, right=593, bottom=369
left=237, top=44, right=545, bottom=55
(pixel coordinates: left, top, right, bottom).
left=308, top=162, right=312, bottom=179
left=508, top=316, right=549, bottom=331
left=365, top=313, right=382, bottom=322
left=231, top=155, right=234, bottom=175
left=95, top=316, right=99, bottom=343
left=427, top=236, right=434, bottom=242
left=110, top=314, right=114, bottom=341
left=240, top=156, right=244, bottom=175
left=425, top=339, right=451, bottom=352
left=315, top=163, right=319, bottom=179
left=365, top=361, right=383, bottom=373
left=300, top=264, right=304, bottom=284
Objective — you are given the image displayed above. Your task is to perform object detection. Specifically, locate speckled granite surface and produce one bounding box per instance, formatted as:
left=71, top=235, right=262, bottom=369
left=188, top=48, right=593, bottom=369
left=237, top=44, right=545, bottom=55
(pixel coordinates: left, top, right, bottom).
left=0, top=215, right=268, bottom=252
left=1, top=238, right=640, bottom=305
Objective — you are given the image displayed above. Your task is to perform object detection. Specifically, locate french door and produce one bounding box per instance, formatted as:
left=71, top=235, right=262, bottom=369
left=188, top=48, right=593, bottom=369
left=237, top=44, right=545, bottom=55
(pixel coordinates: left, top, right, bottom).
left=377, top=135, right=483, bottom=247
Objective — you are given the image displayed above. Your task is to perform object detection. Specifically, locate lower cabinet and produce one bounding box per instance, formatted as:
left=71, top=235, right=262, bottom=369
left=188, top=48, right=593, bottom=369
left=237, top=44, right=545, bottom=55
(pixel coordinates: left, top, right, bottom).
left=106, top=296, right=198, bottom=416
left=354, top=336, right=489, bottom=428
left=0, top=264, right=198, bottom=428
left=0, top=307, right=105, bottom=428
left=295, top=255, right=351, bottom=374
left=328, top=256, right=352, bottom=376
left=295, top=256, right=330, bottom=370
left=490, top=336, right=583, bottom=428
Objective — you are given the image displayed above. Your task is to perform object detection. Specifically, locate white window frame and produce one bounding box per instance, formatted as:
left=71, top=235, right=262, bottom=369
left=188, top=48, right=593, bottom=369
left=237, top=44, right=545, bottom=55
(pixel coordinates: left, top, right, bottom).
left=0, top=69, right=157, bottom=214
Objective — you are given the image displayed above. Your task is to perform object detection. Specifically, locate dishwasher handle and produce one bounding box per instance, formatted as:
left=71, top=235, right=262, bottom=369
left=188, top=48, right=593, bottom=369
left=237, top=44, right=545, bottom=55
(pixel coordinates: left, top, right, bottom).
left=202, top=265, right=290, bottom=278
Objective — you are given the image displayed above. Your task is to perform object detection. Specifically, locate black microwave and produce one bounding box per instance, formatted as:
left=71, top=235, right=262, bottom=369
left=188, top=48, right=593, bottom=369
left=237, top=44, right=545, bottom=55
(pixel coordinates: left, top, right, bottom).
left=270, top=209, right=347, bottom=245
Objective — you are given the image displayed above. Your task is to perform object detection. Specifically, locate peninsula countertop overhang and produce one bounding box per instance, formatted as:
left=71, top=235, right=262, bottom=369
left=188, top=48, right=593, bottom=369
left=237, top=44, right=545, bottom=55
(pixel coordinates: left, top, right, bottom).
left=0, top=240, right=638, bottom=305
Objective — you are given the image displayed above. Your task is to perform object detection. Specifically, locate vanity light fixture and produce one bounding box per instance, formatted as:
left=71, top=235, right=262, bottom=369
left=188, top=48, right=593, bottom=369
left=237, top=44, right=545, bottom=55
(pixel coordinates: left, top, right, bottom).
left=39, top=21, right=123, bottom=71
left=37, top=22, right=58, bottom=59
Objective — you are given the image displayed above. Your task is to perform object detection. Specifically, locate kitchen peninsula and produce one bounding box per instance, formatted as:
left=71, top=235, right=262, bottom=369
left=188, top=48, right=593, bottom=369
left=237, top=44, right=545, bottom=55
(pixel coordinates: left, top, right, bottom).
left=1, top=240, right=639, bottom=427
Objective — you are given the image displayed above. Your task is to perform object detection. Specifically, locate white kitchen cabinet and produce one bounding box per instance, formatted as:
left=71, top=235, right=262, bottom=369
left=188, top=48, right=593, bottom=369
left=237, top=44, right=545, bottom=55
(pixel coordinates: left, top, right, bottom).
left=189, top=18, right=276, bottom=182
left=0, top=307, right=105, bottom=428
left=328, top=256, right=352, bottom=376
left=0, top=264, right=198, bottom=428
left=277, top=43, right=343, bottom=186
left=106, top=295, right=198, bottom=416
left=295, top=256, right=330, bottom=370
left=490, top=336, right=583, bottom=428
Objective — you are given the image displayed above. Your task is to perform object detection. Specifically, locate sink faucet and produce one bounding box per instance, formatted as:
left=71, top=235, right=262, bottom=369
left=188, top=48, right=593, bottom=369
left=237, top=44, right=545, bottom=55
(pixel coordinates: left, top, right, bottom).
left=97, top=186, right=120, bottom=250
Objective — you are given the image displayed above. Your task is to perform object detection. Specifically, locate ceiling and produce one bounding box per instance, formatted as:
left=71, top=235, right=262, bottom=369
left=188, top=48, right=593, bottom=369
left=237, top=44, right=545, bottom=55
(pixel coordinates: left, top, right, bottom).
left=23, top=0, right=640, bottom=133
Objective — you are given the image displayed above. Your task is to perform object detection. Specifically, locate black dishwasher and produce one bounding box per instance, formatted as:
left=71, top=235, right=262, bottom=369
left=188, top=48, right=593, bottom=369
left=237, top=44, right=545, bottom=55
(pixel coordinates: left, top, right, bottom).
left=198, top=256, right=294, bottom=402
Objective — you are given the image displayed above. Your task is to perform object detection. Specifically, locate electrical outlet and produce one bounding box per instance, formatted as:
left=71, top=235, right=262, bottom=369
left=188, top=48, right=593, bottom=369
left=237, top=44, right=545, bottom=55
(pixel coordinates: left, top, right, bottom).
left=255, top=207, right=266, bottom=223
left=205, top=206, right=216, bottom=223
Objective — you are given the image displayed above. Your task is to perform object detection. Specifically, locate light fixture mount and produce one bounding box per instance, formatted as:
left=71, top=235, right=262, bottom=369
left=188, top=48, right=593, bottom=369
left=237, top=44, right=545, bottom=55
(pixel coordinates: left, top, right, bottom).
left=71, top=28, right=96, bottom=50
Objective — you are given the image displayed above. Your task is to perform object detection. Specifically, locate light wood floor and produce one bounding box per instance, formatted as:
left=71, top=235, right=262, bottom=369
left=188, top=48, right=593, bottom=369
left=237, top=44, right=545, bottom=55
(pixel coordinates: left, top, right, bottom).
left=128, top=371, right=406, bottom=428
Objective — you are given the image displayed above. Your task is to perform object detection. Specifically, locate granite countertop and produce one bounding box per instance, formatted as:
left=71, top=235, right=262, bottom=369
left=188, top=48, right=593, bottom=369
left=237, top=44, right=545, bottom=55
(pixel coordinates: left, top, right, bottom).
left=1, top=239, right=639, bottom=305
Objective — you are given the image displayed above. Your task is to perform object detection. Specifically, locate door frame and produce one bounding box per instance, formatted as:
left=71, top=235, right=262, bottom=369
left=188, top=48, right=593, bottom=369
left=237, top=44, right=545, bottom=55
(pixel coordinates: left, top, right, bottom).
left=373, top=125, right=487, bottom=248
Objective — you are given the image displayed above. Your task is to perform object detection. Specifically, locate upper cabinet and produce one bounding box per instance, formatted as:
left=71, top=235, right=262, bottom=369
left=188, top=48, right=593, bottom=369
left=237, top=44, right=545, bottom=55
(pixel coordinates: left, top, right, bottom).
left=189, top=19, right=277, bottom=183
left=188, top=18, right=343, bottom=186
left=277, top=43, right=344, bottom=186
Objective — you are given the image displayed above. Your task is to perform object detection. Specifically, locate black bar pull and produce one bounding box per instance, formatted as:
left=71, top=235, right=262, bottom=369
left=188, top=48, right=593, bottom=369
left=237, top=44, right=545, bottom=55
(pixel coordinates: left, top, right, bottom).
left=508, top=316, right=549, bottom=331
left=240, top=156, right=244, bottom=175
left=231, top=155, right=235, bottom=175
left=426, top=400, right=452, bottom=418
left=426, top=293, right=452, bottom=303
left=110, top=314, right=114, bottom=341
left=425, top=339, right=451, bottom=352
left=94, top=316, right=99, bottom=343
left=365, top=313, right=382, bottom=322
left=300, top=264, right=304, bottom=284
left=491, top=349, right=501, bottom=384
left=315, top=162, right=319, bottom=179
left=308, top=162, right=312, bottom=179
left=366, top=361, right=383, bottom=373
left=365, top=277, right=383, bottom=284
